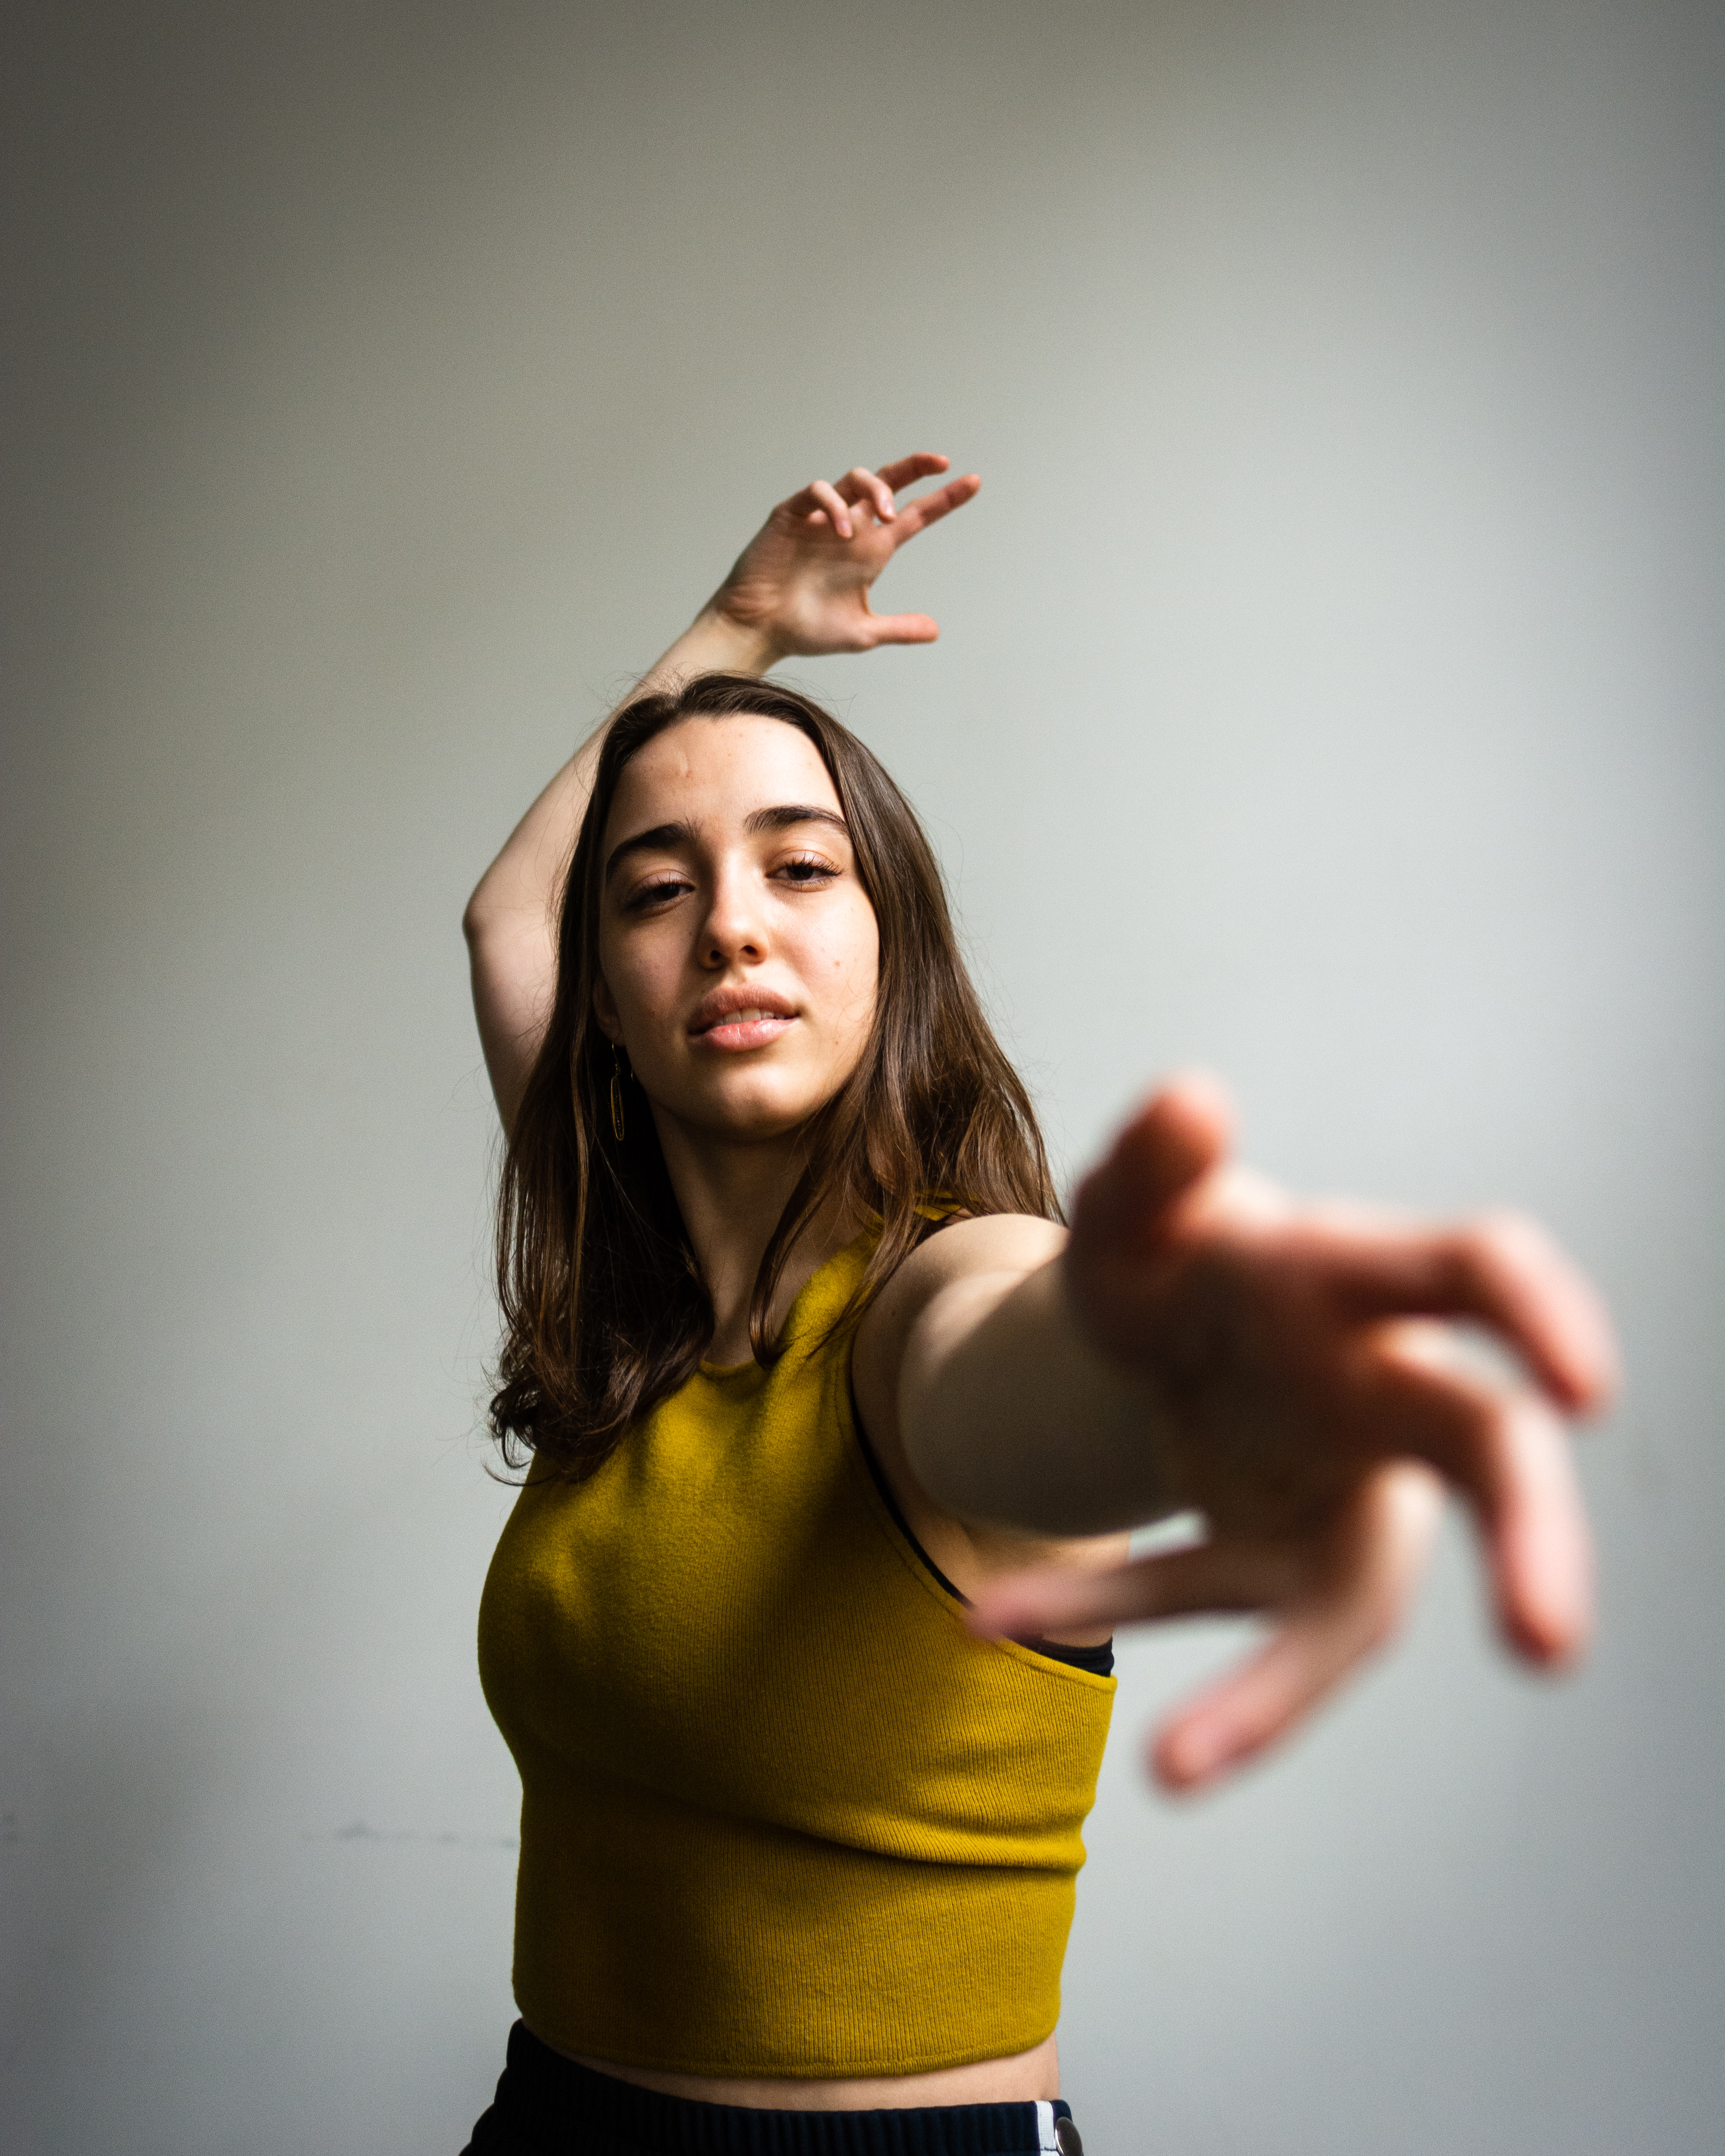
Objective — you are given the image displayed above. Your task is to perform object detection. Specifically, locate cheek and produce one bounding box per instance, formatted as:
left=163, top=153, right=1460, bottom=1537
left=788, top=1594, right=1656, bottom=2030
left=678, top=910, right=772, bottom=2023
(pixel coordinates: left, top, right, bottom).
left=821, top=903, right=879, bottom=1036
left=597, top=924, right=677, bottom=1027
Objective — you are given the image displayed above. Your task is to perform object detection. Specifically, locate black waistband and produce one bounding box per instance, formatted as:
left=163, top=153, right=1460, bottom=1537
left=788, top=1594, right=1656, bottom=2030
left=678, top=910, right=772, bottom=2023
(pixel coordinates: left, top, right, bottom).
left=473, top=2023, right=1073, bottom=2156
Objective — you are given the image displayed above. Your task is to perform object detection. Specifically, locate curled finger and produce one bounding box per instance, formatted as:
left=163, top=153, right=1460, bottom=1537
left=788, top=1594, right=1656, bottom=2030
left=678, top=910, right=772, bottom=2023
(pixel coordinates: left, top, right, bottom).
left=1359, top=1334, right=1592, bottom=1665
left=875, top=451, right=951, bottom=492
left=970, top=1533, right=1305, bottom=1642
left=835, top=465, right=897, bottom=522
left=1314, top=1212, right=1617, bottom=1412
left=1152, top=1463, right=1443, bottom=1790
left=805, top=478, right=853, bottom=538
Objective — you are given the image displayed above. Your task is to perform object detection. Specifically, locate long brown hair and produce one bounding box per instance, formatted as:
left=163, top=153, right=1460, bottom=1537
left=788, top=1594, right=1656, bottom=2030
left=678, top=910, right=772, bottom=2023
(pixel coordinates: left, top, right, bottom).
left=489, top=672, right=1059, bottom=1477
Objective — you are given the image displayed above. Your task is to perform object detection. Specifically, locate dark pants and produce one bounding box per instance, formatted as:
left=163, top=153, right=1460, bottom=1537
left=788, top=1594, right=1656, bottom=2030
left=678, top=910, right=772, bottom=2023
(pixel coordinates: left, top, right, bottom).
left=462, top=2023, right=1082, bottom=2155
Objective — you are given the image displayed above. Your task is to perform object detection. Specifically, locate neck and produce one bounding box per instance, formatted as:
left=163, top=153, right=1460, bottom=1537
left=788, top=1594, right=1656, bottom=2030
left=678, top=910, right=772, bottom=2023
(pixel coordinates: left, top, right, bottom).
left=650, top=1110, right=858, bottom=1363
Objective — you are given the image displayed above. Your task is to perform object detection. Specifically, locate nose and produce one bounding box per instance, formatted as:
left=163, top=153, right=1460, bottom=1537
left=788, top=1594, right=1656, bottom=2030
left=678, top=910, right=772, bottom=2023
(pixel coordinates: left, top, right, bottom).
left=699, top=862, right=768, bottom=968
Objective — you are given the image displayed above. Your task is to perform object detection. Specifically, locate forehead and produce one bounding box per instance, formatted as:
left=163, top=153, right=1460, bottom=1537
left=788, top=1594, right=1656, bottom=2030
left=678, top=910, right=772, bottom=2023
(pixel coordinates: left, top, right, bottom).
left=602, top=714, right=841, bottom=844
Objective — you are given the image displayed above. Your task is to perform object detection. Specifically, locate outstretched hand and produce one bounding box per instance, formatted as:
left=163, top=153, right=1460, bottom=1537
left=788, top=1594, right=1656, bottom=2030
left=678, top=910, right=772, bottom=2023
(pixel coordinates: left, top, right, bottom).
left=973, top=1078, right=1617, bottom=1793
left=710, top=454, right=981, bottom=658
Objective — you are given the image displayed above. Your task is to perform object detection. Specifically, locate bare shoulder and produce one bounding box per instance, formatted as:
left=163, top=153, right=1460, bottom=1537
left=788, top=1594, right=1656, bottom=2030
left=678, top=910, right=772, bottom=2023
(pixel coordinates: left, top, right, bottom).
left=884, top=1212, right=1067, bottom=1301
left=852, top=1212, right=1127, bottom=1623
left=853, top=1213, right=1066, bottom=1470
left=856, top=1213, right=1067, bottom=1378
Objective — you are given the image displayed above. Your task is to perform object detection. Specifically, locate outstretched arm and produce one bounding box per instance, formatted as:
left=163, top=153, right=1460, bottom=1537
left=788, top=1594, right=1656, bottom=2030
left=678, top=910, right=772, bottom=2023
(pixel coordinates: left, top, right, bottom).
left=462, top=454, right=980, bottom=1129
left=855, top=1078, right=1616, bottom=1793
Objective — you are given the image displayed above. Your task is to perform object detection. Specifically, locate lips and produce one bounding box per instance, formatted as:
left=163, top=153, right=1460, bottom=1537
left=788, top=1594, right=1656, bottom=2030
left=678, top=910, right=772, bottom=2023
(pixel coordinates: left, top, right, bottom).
left=688, top=986, right=798, bottom=1050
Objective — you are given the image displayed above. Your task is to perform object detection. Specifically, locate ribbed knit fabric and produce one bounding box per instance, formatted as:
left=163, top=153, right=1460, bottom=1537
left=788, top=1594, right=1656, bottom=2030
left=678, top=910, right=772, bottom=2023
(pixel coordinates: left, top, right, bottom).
left=477, top=1229, right=1116, bottom=2078
left=462, top=2024, right=1078, bottom=2155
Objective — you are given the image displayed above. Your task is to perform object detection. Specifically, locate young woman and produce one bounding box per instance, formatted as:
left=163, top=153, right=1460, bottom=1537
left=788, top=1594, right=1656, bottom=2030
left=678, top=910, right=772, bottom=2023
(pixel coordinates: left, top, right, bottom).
left=460, top=454, right=1615, bottom=2155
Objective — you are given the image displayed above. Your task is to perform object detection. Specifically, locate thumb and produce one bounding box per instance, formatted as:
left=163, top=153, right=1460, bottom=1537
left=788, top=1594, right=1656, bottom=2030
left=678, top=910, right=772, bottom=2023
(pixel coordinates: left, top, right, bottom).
left=865, top=611, right=941, bottom=646
left=1072, top=1073, right=1233, bottom=1257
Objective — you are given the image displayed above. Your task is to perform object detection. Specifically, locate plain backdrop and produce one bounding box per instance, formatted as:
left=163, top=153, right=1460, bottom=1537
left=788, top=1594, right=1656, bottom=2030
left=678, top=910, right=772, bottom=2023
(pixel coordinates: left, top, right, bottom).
left=3, top=3, right=1721, bottom=2151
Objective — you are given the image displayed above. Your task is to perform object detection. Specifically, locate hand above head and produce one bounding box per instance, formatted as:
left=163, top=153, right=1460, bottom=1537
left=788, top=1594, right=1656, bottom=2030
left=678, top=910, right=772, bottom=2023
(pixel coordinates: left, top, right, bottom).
left=708, top=453, right=982, bottom=659
left=971, top=1077, right=1618, bottom=1794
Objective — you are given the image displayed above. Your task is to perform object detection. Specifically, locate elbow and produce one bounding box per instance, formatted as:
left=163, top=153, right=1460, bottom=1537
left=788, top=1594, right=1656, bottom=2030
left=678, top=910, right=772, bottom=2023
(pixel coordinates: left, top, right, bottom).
left=462, top=882, right=499, bottom=950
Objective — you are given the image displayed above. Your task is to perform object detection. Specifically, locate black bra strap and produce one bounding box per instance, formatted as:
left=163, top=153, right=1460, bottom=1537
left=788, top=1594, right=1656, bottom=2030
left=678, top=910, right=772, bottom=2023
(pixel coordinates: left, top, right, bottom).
left=850, top=1404, right=1113, bottom=1680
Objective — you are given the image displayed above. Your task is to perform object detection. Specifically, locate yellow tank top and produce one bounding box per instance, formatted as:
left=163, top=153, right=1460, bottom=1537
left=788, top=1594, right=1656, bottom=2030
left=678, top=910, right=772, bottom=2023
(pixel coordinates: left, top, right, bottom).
left=477, top=1228, right=1116, bottom=2078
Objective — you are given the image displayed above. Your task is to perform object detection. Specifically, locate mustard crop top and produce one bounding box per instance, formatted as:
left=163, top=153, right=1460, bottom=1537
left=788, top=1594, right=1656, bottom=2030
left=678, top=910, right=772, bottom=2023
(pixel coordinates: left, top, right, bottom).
left=476, top=1228, right=1116, bottom=2078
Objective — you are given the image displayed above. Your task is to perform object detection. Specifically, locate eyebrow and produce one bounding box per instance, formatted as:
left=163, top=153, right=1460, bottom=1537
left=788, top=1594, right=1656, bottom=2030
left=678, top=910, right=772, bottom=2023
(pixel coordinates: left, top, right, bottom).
left=604, top=820, right=693, bottom=885
left=745, top=803, right=847, bottom=838
left=603, top=805, right=847, bottom=885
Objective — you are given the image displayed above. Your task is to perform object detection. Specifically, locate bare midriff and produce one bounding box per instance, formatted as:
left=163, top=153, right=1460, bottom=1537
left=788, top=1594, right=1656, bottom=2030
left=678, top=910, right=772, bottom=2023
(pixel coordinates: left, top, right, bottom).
left=543, top=2031, right=1060, bottom=2111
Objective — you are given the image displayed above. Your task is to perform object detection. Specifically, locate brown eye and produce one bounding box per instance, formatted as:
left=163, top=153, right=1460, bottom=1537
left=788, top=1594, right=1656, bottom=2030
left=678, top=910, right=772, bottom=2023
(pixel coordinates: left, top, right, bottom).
left=776, top=854, right=838, bottom=886
left=624, top=876, right=692, bottom=912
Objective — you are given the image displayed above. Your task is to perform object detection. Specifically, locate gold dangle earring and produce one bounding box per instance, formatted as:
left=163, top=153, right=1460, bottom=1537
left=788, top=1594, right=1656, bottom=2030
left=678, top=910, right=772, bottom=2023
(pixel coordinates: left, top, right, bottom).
left=609, top=1044, right=627, bottom=1142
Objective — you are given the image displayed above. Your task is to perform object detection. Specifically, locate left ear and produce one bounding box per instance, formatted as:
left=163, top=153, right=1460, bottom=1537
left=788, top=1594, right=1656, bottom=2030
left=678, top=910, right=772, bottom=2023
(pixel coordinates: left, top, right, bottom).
left=591, top=971, right=621, bottom=1043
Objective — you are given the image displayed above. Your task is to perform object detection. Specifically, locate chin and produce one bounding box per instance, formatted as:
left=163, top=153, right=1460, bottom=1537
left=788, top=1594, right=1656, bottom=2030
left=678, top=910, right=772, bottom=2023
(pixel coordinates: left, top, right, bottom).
left=670, top=1070, right=838, bottom=1143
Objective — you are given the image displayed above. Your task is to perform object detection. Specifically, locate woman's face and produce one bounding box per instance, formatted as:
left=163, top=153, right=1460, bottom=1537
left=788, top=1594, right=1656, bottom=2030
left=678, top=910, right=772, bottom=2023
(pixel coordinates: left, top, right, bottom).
left=592, top=714, right=880, bottom=1144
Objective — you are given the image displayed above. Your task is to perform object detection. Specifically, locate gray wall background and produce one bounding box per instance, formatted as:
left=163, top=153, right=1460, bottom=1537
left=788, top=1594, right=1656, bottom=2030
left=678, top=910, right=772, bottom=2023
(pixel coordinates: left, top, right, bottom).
left=3, top=2, right=1720, bottom=2150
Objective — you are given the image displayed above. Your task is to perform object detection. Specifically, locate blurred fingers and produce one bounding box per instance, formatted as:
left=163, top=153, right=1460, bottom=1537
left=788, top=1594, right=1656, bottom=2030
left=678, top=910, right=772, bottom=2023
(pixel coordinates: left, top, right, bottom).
left=971, top=1534, right=1305, bottom=1643
left=972, top=1464, right=1446, bottom=1793
left=1152, top=1463, right=1444, bottom=1789
left=1320, top=1212, right=1618, bottom=1413
left=1359, top=1332, right=1592, bottom=1664
left=1070, top=1074, right=1234, bottom=1260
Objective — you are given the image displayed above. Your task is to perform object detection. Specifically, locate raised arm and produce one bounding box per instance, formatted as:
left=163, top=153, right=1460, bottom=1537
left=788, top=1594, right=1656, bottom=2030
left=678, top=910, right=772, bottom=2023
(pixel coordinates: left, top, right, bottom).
left=854, top=1078, right=1616, bottom=1793
left=460, top=610, right=768, bottom=1131
left=462, top=455, right=980, bottom=1129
